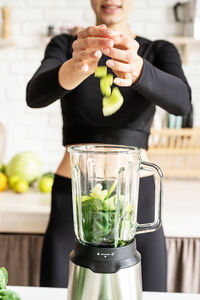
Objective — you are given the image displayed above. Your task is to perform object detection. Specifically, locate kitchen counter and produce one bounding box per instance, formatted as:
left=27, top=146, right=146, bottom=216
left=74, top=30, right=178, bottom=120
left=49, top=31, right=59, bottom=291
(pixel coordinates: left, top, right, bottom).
left=0, top=179, right=200, bottom=237
left=0, top=188, right=50, bottom=233
left=8, top=286, right=200, bottom=300
left=1, top=179, right=200, bottom=293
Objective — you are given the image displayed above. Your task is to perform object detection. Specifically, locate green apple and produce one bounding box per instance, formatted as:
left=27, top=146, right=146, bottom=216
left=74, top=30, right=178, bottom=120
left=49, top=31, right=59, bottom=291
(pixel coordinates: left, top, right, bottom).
left=38, top=176, right=54, bottom=193
left=13, top=179, right=29, bottom=193
left=8, top=175, right=21, bottom=189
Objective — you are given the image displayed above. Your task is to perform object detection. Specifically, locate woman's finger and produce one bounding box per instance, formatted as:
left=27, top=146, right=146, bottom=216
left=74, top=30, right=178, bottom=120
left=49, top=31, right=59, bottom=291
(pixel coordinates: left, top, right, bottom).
left=73, top=49, right=102, bottom=60
left=75, top=61, right=97, bottom=74
left=112, top=33, right=139, bottom=50
left=77, top=25, right=113, bottom=39
left=114, top=75, right=133, bottom=87
left=72, top=37, right=114, bottom=51
left=106, top=59, right=134, bottom=73
left=102, top=47, right=137, bottom=64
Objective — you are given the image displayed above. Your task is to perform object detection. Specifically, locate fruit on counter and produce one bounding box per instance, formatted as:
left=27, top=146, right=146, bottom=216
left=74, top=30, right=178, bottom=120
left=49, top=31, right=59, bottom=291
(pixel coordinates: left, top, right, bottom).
left=0, top=164, right=6, bottom=174
left=38, top=176, right=54, bottom=193
left=8, top=175, right=21, bottom=189
left=6, top=151, right=42, bottom=184
left=102, top=87, right=124, bottom=116
left=42, top=172, right=55, bottom=179
left=0, top=267, right=21, bottom=300
left=0, top=173, right=8, bottom=192
left=13, top=179, right=29, bottom=194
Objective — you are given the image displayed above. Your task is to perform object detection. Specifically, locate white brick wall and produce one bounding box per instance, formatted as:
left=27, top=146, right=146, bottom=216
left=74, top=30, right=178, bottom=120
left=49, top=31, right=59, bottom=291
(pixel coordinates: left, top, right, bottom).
left=0, top=0, right=200, bottom=172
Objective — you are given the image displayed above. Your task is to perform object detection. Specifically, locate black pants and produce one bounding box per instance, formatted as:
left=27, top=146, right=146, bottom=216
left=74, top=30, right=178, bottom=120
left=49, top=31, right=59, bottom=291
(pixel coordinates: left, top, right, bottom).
left=40, top=174, right=167, bottom=291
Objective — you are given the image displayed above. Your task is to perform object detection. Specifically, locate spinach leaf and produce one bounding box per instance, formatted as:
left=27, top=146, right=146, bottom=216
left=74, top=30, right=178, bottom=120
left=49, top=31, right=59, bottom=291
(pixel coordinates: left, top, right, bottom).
left=0, top=268, right=7, bottom=290
left=0, top=290, right=21, bottom=300
left=80, top=183, right=135, bottom=247
left=0, top=268, right=21, bottom=300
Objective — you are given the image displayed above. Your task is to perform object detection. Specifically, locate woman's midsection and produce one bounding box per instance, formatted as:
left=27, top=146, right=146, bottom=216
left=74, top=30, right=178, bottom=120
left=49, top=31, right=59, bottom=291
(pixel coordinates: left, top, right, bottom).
left=56, top=144, right=150, bottom=178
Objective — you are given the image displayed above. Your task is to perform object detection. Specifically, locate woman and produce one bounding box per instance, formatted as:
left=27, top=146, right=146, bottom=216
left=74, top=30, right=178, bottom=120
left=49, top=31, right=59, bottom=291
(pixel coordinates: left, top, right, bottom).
left=26, top=0, right=191, bottom=292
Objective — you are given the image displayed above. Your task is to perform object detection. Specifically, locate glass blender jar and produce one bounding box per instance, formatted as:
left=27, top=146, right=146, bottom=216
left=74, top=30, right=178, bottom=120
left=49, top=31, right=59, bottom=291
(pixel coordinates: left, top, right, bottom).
left=67, top=144, right=162, bottom=300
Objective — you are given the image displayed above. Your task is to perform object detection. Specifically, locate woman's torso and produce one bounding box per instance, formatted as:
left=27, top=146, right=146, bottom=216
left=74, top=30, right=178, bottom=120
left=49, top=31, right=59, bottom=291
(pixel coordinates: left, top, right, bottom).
left=54, top=35, right=163, bottom=177
left=56, top=145, right=149, bottom=178
left=60, top=35, right=160, bottom=150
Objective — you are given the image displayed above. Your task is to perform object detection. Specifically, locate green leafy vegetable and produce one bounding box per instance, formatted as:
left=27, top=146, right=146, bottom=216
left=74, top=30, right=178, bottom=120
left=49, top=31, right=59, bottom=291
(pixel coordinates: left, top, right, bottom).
left=90, top=183, right=108, bottom=200
left=0, top=268, right=7, bottom=290
left=0, top=289, right=21, bottom=300
left=81, top=195, right=93, bottom=202
left=79, top=183, right=135, bottom=247
left=104, top=180, right=117, bottom=200
left=0, top=268, right=21, bottom=300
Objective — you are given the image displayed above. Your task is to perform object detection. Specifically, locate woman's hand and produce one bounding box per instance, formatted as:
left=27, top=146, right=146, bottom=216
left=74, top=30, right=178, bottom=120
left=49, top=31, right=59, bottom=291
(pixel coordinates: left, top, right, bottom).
left=72, top=25, right=114, bottom=75
left=59, top=25, right=114, bottom=90
left=102, top=33, right=144, bottom=86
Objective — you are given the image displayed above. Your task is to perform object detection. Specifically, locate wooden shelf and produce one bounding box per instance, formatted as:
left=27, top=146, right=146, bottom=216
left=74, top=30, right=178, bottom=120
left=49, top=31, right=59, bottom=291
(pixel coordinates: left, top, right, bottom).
left=0, top=37, right=15, bottom=48
left=168, top=36, right=200, bottom=45
left=167, top=36, right=200, bottom=64
left=148, top=128, right=200, bottom=178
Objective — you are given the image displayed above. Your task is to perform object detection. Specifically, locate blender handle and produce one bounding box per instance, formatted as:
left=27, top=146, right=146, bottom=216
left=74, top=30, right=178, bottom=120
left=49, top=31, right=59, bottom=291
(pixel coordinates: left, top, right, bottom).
left=135, top=161, right=163, bottom=235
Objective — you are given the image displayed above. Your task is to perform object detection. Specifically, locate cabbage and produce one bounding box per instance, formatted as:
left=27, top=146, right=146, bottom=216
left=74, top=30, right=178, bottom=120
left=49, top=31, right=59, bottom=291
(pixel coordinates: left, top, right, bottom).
left=6, top=151, right=42, bottom=184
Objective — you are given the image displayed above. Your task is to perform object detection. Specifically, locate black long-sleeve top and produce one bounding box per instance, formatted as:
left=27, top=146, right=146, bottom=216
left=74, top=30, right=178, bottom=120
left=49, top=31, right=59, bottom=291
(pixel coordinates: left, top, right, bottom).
left=26, top=34, right=191, bottom=149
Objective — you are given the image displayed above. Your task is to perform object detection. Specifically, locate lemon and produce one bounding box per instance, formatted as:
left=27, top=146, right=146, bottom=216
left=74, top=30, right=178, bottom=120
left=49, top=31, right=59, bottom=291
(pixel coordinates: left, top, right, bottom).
left=39, top=176, right=54, bottom=193
left=0, top=172, right=8, bottom=192
left=13, top=179, right=29, bottom=193
left=8, top=175, right=21, bottom=189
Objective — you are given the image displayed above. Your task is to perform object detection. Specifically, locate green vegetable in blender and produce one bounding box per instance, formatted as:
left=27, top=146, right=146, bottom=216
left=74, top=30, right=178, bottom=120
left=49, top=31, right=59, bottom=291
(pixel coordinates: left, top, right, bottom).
left=80, top=183, right=135, bottom=247
left=0, top=267, right=21, bottom=300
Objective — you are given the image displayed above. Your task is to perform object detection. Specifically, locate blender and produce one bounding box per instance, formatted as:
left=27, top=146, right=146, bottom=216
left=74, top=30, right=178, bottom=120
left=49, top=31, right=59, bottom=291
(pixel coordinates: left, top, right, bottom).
left=67, top=145, right=162, bottom=300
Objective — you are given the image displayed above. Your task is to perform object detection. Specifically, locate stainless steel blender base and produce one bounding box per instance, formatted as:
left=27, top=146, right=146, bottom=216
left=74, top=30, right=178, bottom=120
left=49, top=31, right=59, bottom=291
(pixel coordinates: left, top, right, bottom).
left=67, top=261, right=142, bottom=300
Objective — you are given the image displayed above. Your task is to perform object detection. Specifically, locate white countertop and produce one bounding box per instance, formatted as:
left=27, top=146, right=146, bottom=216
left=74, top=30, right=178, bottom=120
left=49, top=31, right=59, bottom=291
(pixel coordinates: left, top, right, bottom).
left=8, top=286, right=200, bottom=300
left=0, top=179, right=200, bottom=238
left=0, top=188, right=50, bottom=234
